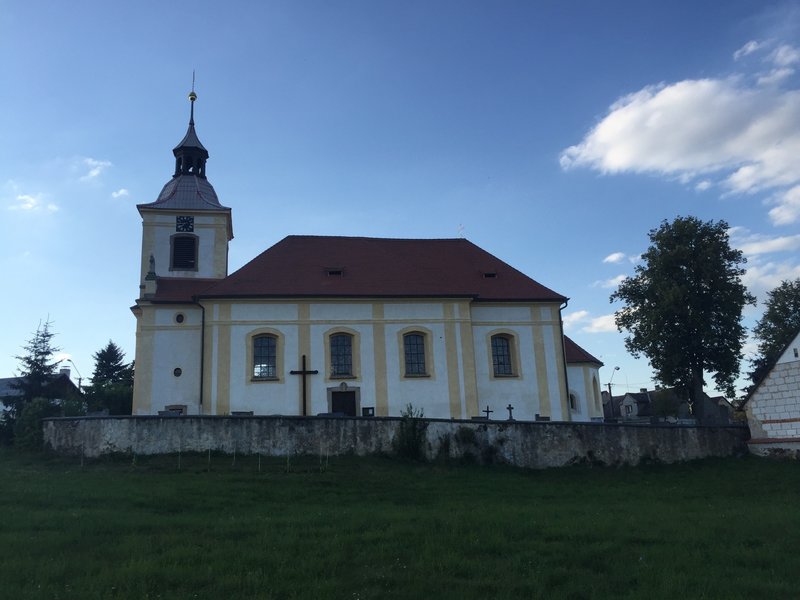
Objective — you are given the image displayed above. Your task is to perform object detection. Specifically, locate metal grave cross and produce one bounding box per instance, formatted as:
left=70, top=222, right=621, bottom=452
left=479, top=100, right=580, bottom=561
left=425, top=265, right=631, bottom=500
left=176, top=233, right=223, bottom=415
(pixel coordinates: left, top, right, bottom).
left=290, top=354, right=318, bottom=416
left=483, top=405, right=494, bottom=420
left=506, top=404, right=515, bottom=421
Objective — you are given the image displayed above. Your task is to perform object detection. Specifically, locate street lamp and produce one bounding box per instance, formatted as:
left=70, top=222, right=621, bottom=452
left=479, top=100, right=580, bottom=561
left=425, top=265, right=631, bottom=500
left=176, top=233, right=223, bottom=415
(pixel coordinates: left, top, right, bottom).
left=58, top=358, right=84, bottom=391
left=607, top=366, right=620, bottom=417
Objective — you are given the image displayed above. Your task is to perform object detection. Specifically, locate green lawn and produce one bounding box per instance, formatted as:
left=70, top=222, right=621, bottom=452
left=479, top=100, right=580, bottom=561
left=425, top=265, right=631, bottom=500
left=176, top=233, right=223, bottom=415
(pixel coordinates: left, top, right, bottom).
left=1, top=450, right=799, bottom=599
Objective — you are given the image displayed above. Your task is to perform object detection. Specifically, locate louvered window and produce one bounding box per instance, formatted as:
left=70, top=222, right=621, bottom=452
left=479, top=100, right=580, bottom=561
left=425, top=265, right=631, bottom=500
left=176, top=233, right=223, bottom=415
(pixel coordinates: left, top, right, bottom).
left=171, top=235, right=197, bottom=270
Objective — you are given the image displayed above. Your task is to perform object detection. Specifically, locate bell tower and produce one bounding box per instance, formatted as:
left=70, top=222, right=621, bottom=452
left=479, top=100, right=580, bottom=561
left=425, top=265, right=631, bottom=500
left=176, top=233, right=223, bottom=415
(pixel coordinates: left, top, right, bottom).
left=136, top=89, right=233, bottom=298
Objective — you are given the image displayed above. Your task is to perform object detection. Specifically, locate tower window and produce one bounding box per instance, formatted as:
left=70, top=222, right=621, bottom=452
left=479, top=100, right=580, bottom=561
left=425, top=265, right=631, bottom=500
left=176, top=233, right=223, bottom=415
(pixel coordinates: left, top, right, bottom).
left=171, top=234, right=198, bottom=271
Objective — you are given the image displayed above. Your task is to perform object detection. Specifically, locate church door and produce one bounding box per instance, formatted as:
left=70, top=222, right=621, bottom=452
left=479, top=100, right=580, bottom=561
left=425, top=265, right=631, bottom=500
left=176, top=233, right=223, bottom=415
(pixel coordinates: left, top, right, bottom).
left=331, top=391, right=356, bottom=416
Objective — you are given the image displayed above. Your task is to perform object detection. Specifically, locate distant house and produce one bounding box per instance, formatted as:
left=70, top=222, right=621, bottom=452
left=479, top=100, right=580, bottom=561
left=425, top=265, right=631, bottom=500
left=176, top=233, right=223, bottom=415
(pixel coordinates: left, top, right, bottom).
left=0, top=368, right=82, bottom=411
left=618, top=387, right=689, bottom=421
left=744, top=329, right=800, bottom=457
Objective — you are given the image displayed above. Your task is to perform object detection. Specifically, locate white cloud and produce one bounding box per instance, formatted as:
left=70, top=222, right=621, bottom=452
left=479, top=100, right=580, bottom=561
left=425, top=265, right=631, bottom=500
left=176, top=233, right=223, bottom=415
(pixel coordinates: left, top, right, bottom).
left=562, top=310, right=589, bottom=330
left=593, top=274, right=626, bottom=289
left=734, top=40, right=762, bottom=61
left=583, top=314, right=617, bottom=333
left=560, top=51, right=800, bottom=225
left=79, top=157, right=112, bottom=181
left=603, top=252, right=626, bottom=264
left=758, top=67, right=794, bottom=86
left=770, top=44, right=800, bottom=68
left=738, top=234, right=800, bottom=256
left=111, top=188, right=130, bottom=198
left=8, top=193, right=58, bottom=212
left=695, top=179, right=712, bottom=191
left=742, top=258, right=800, bottom=303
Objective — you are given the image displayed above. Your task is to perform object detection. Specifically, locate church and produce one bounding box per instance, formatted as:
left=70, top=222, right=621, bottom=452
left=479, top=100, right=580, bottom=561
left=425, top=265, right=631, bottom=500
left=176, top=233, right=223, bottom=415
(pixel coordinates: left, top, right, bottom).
left=131, top=92, right=604, bottom=422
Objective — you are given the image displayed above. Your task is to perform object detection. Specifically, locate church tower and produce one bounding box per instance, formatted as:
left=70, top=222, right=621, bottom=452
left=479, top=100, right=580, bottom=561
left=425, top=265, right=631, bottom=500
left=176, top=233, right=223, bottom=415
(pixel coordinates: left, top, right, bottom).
left=132, top=90, right=232, bottom=415
left=136, top=90, right=232, bottom=296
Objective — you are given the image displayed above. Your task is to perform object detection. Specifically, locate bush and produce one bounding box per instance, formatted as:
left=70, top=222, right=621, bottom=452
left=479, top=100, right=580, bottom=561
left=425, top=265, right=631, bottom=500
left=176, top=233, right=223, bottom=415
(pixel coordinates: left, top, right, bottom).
left=395, top=403, right=428, bottom=461
left=14, top=397, right=59, bottom=451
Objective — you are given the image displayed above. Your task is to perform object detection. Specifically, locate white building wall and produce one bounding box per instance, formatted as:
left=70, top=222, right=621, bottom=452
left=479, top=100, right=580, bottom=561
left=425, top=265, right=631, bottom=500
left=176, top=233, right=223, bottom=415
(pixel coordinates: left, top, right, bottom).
left=144, top=306, right=202, bottom=415
left=747, top=332, right=800, bottom=444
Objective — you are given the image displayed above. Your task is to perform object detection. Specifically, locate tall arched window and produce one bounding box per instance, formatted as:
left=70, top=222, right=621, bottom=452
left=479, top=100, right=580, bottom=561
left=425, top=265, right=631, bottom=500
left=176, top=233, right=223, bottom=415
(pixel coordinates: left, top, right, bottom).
left=330, top=333, right=353, bottom=377
left=491, top=334, right=514, bottom=376
left=403, top=332, right=427, bottom=376
left=253, top=335, right=277, bottom=379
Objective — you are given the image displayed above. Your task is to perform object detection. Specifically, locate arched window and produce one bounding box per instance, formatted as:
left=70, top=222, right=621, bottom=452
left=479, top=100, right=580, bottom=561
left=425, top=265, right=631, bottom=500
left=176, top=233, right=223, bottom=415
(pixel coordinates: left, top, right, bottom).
left=253, top=335, right=277, bottom=379
left=491, top=334, right=514, bottom=376
left=403, top=332, right=427, bottom=376
left=330, top=333, right=353, bottom=377
left=569, top=392, right=580, bottom=412
left=170, top=234, right=198, bottom=270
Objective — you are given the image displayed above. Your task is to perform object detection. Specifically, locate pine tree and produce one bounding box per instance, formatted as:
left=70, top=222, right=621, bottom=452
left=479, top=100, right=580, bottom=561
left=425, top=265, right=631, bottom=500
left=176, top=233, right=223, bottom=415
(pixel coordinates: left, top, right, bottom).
left=86, top=341, right=134, bottom=415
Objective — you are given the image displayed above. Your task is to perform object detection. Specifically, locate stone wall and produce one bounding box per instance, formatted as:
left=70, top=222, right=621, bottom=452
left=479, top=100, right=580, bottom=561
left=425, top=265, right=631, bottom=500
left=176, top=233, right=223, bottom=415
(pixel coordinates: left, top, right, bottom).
left=43, top=416, right=749, bottom=468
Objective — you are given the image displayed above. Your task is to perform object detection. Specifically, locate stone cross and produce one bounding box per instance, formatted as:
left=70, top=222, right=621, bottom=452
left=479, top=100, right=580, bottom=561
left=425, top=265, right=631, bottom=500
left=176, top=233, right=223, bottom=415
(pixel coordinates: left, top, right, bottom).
left=506, top=404, right=515, bottom=421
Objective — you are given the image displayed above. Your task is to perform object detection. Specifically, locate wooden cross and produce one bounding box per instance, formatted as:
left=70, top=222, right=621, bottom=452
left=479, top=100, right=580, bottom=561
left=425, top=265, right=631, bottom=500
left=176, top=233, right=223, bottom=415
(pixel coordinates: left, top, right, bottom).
left=290, top=354, right=318, bottom=416
left=506, top=404, right=515, bottom=421
left=483, top=405, right=493, bottom=419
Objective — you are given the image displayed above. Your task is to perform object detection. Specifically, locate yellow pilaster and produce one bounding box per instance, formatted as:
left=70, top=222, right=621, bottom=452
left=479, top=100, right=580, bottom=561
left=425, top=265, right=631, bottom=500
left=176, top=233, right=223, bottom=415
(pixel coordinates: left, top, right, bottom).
left=443, top=304, right=463, bottom=419
left=372, top=303, right=389, bottom=416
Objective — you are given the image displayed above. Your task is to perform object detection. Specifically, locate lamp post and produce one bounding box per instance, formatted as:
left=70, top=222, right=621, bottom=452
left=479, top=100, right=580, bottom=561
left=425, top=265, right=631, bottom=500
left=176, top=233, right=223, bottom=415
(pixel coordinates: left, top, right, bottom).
left=59, top=358, right=84, bottom=392
left=607, top=366, right=620, bottom=417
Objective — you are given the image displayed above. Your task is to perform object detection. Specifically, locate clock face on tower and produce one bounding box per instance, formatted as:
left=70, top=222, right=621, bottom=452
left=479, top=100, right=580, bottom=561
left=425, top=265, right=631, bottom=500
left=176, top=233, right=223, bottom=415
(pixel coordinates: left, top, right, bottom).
left=176, top=216, right=194, bottom=232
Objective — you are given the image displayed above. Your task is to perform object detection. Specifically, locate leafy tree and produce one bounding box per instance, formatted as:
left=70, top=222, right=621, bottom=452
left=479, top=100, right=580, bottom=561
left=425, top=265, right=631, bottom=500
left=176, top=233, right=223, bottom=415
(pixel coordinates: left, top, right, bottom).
left=749, top=278, right=800, bottom=386
left=611, top=217, right=755, bottom=415
left=85, top=341, right=133, bottom=415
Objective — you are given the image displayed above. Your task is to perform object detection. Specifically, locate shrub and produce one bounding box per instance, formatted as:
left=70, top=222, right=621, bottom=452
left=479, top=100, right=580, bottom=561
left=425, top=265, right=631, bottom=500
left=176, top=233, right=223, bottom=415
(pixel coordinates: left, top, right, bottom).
left=395, top=403, right=428, bottom=461
left=14, top=397, right=59, bottom=451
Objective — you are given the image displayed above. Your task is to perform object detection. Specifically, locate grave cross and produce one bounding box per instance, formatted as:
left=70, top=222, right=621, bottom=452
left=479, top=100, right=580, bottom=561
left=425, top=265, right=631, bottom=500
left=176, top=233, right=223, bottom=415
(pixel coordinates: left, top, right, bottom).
left=483, top=405, right=493, bottom=419
left=506, top=404, right=515, bottom=421
left=290, top=354, right=318, bottom=416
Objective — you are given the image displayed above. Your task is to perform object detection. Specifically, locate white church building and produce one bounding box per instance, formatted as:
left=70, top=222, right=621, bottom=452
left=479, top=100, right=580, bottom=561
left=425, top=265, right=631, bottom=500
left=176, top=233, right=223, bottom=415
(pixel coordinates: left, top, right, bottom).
left=132, top=93, right=604, bottom=422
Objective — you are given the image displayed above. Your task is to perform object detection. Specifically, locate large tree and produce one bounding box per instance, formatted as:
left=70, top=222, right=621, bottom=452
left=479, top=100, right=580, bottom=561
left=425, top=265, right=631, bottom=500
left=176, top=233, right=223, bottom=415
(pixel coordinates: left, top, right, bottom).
left=1, top=321, right=62, bottom=444
left=85, top=341, right=133, bottom=415
left=749, top=278, right=800, bottom=386
left=611, top=217, right=755, bottom=413
left=10, top=320, right=60, bottom=409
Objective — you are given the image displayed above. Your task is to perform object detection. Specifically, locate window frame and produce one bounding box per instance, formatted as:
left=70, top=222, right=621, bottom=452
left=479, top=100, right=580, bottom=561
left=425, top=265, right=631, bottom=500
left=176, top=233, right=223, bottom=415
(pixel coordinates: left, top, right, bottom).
left=486, top=330, right=521, bottom=379
left=246, top=328, right=284, bottom=383
left=324, top=328, right=360, bottom=380
left=398, top=327, right=434, bottom=379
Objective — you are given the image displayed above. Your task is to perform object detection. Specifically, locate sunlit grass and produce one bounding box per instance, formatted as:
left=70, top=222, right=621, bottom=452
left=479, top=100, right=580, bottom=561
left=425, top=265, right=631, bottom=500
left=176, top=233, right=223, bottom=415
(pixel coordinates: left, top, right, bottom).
left=2, top=450, right=799, bottom=599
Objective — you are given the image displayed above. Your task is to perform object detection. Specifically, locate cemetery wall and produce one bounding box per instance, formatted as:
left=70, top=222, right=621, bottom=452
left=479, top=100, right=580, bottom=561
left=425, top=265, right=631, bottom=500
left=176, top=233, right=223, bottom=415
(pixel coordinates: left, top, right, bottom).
left=43, top=416, right=749, bottom=468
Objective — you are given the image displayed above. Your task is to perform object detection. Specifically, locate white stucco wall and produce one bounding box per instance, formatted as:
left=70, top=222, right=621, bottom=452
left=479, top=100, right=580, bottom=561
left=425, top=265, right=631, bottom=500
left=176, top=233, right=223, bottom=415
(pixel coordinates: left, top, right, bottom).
left=135, top=298, right=582, bottom=421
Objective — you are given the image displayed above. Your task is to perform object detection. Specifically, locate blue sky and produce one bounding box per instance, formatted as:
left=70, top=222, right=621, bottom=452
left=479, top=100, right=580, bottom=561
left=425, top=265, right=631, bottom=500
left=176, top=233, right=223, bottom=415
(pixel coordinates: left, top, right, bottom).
left=2, top=1, right=799, bottom=397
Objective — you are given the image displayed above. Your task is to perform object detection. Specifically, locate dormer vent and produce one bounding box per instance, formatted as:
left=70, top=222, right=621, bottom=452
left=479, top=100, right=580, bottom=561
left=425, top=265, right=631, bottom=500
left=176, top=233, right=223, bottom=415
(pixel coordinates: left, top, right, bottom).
left=483, top=271, right=497, bottom=279
left=326, top=268, right=344, bottom=277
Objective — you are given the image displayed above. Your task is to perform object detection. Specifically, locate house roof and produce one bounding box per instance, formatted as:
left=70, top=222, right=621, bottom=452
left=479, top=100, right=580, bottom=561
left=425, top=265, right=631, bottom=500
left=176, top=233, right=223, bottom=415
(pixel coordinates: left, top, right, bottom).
left=151, top=235, right=568, bottom=303
left=564, top=336, right=603, bottom=366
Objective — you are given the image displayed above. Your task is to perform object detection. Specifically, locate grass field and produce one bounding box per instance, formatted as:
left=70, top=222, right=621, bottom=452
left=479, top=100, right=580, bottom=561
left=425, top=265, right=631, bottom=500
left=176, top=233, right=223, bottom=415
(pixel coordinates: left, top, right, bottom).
left=1, top=450, right=799, bottom=599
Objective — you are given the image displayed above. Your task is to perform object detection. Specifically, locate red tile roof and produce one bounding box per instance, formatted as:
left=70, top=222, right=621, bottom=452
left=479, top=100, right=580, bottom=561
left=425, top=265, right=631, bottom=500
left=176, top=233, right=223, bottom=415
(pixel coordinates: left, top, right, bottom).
left=185, top=236, right=567, bottom=302
left=564, top=336, right=603, bottom=366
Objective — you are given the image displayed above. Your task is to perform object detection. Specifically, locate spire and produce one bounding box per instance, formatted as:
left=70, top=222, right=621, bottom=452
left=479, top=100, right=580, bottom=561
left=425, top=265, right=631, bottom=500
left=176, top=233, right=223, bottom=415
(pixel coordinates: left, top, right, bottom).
left=172, top=83, right=209, bottom=178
